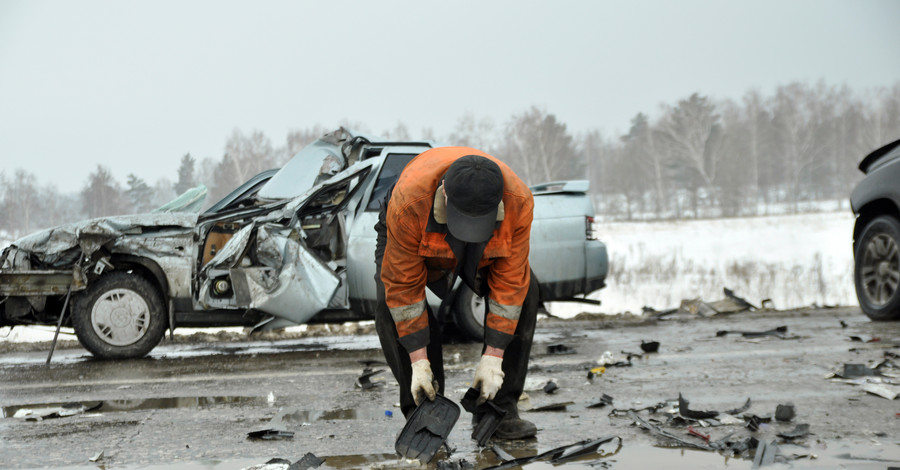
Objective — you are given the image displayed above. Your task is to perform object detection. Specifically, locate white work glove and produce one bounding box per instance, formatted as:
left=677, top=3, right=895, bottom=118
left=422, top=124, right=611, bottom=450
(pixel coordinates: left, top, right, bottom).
left=410, top=359, right=438, bottom=406
left=473, top=354, right=505, bottom=402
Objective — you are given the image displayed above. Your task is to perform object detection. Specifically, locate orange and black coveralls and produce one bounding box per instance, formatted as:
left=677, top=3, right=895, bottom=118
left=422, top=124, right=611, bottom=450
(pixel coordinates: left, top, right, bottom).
left=374, top=147, right=540, bottom=417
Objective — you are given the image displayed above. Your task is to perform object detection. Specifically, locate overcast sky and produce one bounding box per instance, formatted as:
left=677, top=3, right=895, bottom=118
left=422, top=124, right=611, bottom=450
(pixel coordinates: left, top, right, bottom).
left=1, top=0, right=898, bottom=194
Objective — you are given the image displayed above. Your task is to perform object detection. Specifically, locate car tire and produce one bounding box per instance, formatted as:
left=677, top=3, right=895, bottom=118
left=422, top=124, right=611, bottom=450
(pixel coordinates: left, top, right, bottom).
left=855, top=215, right=900, bottom=321
left=71, top=271, right=167, bottom=359
left=454, top=285, right=486, bottom=341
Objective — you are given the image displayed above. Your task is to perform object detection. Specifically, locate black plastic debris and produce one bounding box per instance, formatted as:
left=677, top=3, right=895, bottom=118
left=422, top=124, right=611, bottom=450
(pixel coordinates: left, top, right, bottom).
left=849, top=335, right=879, bottom=343
left=777, top=423, right=810, bottom=441
left=745, top=415, right=772, bottom=432
left=531, top=401, right=575, bottom=412
left=356, top=368, right=385, bottom=390
left=289, top=452, right=325, bottom=470
left=542, top=381, right=559, bottom=394
left=628, top=411, right=712, bottom=451
left=547, top=344, right=577, bottom=355
left=842, top=363, right=879, bottom=378
left=395, top=395, right=460, bottom=463
left=678, top=393, right=718, bottom=420
left=482, top=436, right=621, bottom=470
left=774, top=403, right=795, bottom=422
left=716, top=326, right=789, bottom=339
left=587, top=394, right=614, bottom=409
left=752, top=439, right=777, bottom=468
left=247, top=429, right=294, bottom=440
left=460, top=388, right=507, bottom=447
left=726, top=397, right=752, bottom=415
left=640, top=340, right=660, bottom=353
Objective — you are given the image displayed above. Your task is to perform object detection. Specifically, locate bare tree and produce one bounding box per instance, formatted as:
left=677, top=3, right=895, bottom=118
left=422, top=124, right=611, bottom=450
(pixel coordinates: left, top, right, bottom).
left=81, top=165, right=129, bottom=218
left=211, top=129, right=277, bottom=202
left=496, top=107, right=580, bottom=185
left=174, top=153, right=196, bottom=195
left=127, top=174, right=156, bottom=214
left=447, top=113, right=497, bottom=150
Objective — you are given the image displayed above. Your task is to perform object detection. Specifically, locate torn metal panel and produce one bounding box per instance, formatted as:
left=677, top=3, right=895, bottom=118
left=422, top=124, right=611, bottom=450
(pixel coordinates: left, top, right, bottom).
left=10, top=213, right=197, bottom=261
left=200, top=224, right=339, bottom=325
left=0, top=269, right=85, bottom=296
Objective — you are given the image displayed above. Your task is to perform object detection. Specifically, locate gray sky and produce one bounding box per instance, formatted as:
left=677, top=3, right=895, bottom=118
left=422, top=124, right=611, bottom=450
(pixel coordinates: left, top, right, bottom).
left=1, top=0, right=898, bottom=194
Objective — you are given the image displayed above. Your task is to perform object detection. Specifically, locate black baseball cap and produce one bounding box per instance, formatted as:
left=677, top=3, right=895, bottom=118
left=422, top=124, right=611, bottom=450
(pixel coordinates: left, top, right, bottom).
left=443, top=155, right=504, bottom=243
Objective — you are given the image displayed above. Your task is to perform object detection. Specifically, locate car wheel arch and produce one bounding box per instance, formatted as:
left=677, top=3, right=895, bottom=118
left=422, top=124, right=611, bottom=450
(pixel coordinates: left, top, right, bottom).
left=854, top=199, right=900, bottom=249
left=108, top=255, right=170, bottom=301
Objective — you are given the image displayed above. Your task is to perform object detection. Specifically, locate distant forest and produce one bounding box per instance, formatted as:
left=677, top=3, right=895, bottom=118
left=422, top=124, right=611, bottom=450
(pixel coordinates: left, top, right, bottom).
left=2, top=80, right=899, bottom=237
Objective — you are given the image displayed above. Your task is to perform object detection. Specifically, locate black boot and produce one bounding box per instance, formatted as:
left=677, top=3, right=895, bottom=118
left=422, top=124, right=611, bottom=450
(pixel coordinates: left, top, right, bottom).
left=492, top=410, right=537, bottom=440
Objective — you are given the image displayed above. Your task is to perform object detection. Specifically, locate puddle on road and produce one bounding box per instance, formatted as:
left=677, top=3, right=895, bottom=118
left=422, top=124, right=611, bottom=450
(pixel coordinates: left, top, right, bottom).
left=2, top=396, right=265, bottom=418
left=19, top=441, right=900, bottom=469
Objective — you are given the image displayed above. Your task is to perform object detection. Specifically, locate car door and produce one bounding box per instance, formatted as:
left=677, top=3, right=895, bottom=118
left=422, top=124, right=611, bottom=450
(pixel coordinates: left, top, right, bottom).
left=346, top=147, right=430, bottom=316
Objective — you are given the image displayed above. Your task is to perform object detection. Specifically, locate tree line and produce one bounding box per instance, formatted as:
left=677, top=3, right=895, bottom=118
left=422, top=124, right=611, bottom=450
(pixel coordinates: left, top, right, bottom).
left=1, top=80, right=899, bottom=238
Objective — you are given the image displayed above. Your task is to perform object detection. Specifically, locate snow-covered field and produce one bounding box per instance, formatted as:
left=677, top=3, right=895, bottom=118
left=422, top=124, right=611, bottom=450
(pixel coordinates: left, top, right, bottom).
left=0, top=211, right=858, bottom=343
left=547, top=210, right=857, bottom=317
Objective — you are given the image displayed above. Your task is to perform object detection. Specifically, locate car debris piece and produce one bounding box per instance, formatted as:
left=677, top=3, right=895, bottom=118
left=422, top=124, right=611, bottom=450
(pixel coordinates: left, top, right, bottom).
left=597, top=351, right=632, bottom=367
left=395, top=395, right=459, bottom=463
left=247, top=430, right=294, bottom=440
left=687, top=425, right=710, bottom=443
left=460, top=388, right=507, bottom=447
left=587, top=367, right=606, bottom=380
left=640, top=340, right=660, bottom=353
left=491, top=445, right=516, bottom=462
left=482, top=436, right=622, bottom=470
left=752, top=439, right=777, bottom=468
left=726, top=397, right=752, bottom=415
left=356, top=368, right=385, bottom=390
left=777, top=424, right=810, bottom=440
left=293, top=452, right=325, bottom=469
left=587, top=394, right=614, bottom=409
left=435, top=459, right=474, bottom=470
left=531, top=401, right=575, bottom=412
left=628, top=411, right=712, bottom=451
left=542, top=381, right=558, bottom=394
left=678, top=393, right=718, bottom=420
left=861, top=382, right=900, bottom=400
left=716, top=326, right=790, bottom=338
left=842, top=363, right=879, bottom=378
left=547, top=344, right=577, bottom=355
left=775, top=403, right=795, bottom=422
left=849, top=335, right=880, bottom=343
left=88, top=451, right=104, bottom=463
left=745, top=415, right=772, bottom=432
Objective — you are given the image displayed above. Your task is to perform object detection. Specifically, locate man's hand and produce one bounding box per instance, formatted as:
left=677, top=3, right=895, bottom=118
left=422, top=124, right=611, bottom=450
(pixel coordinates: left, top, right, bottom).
left=473, top=354, right=505, bottom=402
left=410, top=359, right=437, bottom=406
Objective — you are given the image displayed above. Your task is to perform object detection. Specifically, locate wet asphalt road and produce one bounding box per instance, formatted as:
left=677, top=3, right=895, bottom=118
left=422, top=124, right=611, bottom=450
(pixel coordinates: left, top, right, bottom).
left=1, top=307, right=899, bottom=469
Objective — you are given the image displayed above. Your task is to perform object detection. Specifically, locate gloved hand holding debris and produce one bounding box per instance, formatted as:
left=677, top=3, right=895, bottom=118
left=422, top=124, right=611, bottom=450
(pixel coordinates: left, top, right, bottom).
left=410, top=359, right=438, bottom=406
left=473, top=354, right=505, bottom=402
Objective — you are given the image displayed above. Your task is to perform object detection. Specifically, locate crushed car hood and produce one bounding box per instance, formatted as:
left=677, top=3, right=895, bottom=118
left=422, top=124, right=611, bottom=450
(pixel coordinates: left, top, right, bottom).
left=10, top=213, right=198, bottom=258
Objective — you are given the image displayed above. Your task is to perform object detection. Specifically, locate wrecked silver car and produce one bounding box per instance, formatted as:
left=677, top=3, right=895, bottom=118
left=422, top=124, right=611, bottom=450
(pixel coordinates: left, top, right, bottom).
left=1, top=129, right=608, bottom=359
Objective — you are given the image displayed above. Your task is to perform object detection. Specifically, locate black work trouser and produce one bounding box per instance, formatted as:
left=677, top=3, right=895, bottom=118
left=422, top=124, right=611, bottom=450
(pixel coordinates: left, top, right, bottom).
left=374, top=229, right=539, bottom=419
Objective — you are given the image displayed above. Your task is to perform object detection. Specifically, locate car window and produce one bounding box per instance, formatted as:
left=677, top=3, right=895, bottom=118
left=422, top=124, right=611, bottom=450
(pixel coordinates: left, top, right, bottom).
left=365, top=153, right=418, bottom=211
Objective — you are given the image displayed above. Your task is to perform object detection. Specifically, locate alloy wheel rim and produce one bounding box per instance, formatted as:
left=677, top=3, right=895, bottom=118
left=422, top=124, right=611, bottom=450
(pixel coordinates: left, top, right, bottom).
left=861, top=233, right=900, bottom=306
left=91, top=288, right=150, bottom=346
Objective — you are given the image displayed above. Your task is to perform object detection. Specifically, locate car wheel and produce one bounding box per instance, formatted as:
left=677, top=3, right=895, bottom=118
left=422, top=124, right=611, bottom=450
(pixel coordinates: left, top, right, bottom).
left=454, top=285, right=486, bottom=341
left=855, top=215, right=900, bottom=321
left=72, top=272, right=167, bottom=359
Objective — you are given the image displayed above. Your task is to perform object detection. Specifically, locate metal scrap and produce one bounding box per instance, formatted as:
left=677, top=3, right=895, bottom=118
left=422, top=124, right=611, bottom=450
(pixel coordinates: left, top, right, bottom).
left=678, top=393, right=718, bottom=420
left=777, top=423, right=810, bottom=440
left=716, top=326, right=794, bottom=339
left=482, top=436, right=621, bottom=470
left=751, top=439, right=777, bottom=468
left=628, top=411, right=713, bottom=451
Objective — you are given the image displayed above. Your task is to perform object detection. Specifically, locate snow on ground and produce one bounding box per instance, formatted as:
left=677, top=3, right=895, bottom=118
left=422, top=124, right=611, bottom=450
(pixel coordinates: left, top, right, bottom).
left=1, top=211, right=859, bottom=342
left=546, top=210, right=857, bottom=318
